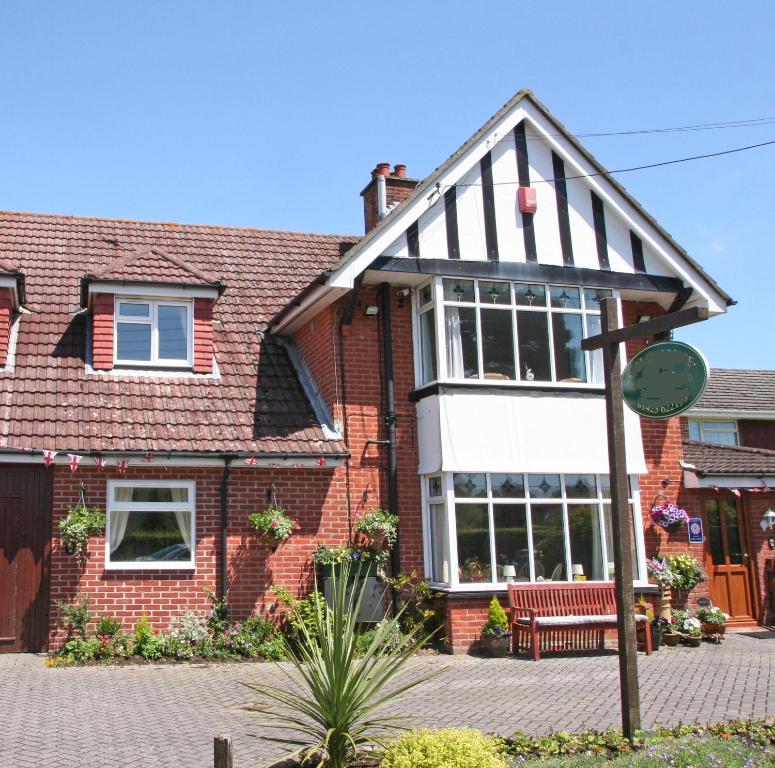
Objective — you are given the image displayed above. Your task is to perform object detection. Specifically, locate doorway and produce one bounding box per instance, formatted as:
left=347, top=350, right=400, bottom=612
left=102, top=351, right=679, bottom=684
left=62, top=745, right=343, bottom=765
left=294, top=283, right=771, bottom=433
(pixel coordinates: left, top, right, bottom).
left=703, top=497, right=757, bottom=624
left=0, top=466, right=52, bottom=652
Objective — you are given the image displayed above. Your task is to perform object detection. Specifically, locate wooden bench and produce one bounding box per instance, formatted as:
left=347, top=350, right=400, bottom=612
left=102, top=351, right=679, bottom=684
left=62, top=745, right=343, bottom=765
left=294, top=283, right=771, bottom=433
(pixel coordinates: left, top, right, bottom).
left=507, top=582, right=652, bottom=661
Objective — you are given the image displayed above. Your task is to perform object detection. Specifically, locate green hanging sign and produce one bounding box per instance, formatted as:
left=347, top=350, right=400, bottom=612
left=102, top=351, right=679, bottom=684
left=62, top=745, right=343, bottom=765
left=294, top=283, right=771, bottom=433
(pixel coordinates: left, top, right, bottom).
left=621, top=341, right=708, bottom=419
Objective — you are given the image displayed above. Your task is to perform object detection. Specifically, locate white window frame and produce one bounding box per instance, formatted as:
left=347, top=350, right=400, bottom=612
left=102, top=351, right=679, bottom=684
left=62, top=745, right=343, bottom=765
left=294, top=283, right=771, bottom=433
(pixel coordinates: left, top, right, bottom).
left=412, top=276, right=613, bottom=390
left=687, top=418, right=739, bottom=446
left=422, top=471, right=646, bottom=590
left=105, top=479, right=196, bottom=570
left=114, top=297, right=193, bottom=368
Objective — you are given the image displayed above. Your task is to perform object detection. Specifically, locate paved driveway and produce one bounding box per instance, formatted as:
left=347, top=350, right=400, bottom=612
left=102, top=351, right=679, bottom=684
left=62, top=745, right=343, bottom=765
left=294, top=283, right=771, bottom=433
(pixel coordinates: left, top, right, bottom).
left=1, top=632, right=773, bottom=768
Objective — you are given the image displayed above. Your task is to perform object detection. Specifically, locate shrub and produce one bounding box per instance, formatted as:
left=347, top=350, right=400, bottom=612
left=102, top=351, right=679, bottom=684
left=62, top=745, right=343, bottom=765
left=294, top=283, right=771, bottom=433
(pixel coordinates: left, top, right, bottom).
left=381, top=728, right=509, bottom=768
left=354, top=620, right=405, bottom=657
left=60, top=637, right=104, bottom=663
left=204, top=588, right=228, bottom=633
left=56, top=595, right=93, bottom=639
left=95, top=616, right=122, bottom=638
left=168, top=611, right=210, bottom=646
left=247, top=560, right=441, bottom=768
left=272, top=584, right=327, bottom=647
left=132, top=616, right=165, bottom=659
left=386, top=572, right=447, bottom=647
left=482, top=596, right=509, bottom=637
left=239, top=614, right=275, bottom=645
left=256, top=636, right=286, bottom=661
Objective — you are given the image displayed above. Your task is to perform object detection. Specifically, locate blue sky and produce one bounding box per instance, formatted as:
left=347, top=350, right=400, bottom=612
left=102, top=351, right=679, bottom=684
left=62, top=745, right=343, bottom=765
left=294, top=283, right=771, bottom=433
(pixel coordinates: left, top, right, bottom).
left=1, top=2, right=773, bottom=369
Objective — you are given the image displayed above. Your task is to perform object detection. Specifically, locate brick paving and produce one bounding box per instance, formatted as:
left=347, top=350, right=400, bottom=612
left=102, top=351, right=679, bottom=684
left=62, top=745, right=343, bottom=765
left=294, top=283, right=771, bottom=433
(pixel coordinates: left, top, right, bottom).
left=1, top=632, right=773, bottom=768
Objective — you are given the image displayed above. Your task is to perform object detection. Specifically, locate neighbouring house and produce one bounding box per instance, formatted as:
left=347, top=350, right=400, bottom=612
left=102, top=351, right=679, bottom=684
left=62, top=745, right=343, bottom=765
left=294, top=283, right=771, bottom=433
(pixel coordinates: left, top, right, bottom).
left=2, top=88, right=757, bottom=656
left=679, top=369, right=775, bottom=626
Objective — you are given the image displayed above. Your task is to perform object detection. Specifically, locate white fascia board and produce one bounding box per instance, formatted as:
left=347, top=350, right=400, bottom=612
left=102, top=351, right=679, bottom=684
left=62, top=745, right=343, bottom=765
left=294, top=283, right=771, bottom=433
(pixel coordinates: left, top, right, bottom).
left=88, top=282, right=220, bottom=302
left=685, top=471, right=775, bottom=489
left=687, top=408, right=775, bottom=421
left=522, top=104, right=728, bottom=316
left=328, top=106, right=532, bottom=292
left=272, top=284, right=349, bottom=335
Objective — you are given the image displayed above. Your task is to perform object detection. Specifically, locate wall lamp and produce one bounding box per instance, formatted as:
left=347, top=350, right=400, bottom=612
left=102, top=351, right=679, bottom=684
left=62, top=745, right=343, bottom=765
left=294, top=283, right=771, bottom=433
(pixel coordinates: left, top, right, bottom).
left=761, top=507, right=775, bottom=532
left=363, top=305, right=379, bottom=317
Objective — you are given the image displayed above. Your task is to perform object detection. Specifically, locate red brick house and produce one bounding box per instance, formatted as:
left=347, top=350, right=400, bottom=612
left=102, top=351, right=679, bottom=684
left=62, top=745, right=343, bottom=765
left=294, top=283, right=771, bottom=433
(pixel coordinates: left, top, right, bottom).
left=1, top=89, right=752, bottom=655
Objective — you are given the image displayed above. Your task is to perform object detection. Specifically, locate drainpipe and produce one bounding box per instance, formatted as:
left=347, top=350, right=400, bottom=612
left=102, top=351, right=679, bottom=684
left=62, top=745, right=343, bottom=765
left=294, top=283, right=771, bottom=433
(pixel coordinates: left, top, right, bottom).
left=377, top=173, right=388, bottom=221
left=220, top=456, right=234, bottom=609
left=380, top=283, right=400, bottom=583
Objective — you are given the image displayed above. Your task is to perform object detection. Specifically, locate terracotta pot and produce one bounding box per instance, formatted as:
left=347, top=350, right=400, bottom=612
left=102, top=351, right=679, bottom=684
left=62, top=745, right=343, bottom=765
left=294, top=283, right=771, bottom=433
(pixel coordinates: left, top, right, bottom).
left=682, top=635, right=702, bottom=647
left=662, top=632, right=680, bottom=647
left=482, top=634, right=510, bottom=658
left=701, top=622, right=726, bottom=636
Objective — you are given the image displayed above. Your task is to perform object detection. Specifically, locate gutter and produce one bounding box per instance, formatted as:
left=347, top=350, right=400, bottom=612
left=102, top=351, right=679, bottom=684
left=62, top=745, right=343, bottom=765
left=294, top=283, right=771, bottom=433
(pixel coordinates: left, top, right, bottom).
left=0, top=448, right=349, bottom=461
left=268, top=271, right=332, bottom=332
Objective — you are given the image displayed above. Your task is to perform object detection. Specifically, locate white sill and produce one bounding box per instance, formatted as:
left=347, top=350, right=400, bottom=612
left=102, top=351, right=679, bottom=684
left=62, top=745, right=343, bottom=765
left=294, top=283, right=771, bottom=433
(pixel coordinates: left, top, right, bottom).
left=104, top=562, right=196, bottom=571
left=418, top=378, right=605, bottom=391
left=114, top=361, right=192, bottom=369
left=430, top=580, right=650, bottom=592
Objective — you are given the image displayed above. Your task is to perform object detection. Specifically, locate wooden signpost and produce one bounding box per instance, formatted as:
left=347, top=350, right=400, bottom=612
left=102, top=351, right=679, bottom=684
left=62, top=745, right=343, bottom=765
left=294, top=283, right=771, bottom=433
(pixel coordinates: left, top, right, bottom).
left=581, top=298, right=709, bottom=740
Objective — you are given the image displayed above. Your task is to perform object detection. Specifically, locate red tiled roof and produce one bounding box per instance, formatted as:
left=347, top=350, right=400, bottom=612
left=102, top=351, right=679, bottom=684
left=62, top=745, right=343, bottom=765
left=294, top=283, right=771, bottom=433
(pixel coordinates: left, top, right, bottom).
left=684, top=440, right=775, bottom=476
left=86, top=245, right=222, bottom=289
left=0, top=210, right=358, bottom=455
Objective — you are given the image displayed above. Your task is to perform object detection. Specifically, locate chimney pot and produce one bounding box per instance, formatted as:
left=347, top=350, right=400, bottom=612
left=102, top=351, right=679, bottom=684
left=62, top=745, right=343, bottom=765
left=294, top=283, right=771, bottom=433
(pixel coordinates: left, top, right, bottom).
left=374, top=162, right=391, bottom=177
left=393, top=164, right=407, bottom=179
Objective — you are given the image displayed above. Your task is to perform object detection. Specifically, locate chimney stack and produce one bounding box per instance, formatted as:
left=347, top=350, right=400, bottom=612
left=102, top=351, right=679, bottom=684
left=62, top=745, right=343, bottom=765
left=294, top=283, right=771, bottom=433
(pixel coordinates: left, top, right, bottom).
left=361, top=163, right=418, bottom=233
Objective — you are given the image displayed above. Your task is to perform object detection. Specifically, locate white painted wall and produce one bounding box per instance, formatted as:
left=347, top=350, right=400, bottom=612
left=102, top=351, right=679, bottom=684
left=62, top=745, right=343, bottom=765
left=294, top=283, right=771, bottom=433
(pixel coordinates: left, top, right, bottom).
left=416, top=391, right=647, bottom=476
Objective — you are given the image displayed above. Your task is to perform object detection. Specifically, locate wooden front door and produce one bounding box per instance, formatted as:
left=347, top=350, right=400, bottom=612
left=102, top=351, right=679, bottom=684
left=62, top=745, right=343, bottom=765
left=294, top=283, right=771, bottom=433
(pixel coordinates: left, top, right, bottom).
left=703, top=497, right=756, bottom=624
left=0, top=466, right=52, bottom=652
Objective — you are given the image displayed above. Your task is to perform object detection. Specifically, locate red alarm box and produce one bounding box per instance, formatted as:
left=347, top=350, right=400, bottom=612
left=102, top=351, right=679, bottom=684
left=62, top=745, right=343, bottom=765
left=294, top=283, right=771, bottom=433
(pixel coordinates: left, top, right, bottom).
left=518, top=186, right=537, bottom=214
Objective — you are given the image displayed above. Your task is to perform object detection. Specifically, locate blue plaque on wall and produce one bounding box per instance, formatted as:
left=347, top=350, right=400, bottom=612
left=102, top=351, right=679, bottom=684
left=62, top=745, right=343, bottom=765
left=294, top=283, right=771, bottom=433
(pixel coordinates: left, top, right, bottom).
left=688, top=517, right=704, bottom=544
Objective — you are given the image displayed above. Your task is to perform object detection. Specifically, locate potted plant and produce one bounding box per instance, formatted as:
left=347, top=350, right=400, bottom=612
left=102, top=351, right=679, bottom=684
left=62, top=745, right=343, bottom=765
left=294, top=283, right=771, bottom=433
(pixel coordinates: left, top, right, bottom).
left=650, top=500, right=690, bottom=531
left=248, top=504, right=300, bottom=548
left=665, top=554, right=707, bottom=602
left=59, top=503, right=105, bottom=564
left=651, top=616, right=670, bottom=651
left=696, top=605, right=728, bottom=637
left=672, top=609, right=703, bottom=647
left=354, top=509, right=398, bottom=554
left=481, top=596, right=510, bottom=657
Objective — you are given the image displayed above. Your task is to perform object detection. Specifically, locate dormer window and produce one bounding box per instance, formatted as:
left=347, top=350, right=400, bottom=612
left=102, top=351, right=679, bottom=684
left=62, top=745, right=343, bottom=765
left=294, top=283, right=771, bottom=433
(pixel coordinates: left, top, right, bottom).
left=115, top=299, right=192, bottom=367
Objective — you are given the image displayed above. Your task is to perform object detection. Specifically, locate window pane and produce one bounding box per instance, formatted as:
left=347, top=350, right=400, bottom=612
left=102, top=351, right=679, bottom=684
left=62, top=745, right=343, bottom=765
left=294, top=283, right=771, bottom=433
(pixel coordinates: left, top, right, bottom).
left=514, top=283, right=546, bottom=307
left=703, top=426, right=738, bottom=446
left=158, top=305, right=188, bottom=360
left=429, top=503, right=449, bottom=583
left=583, top=288, right=612, bottom=309
left=549, top=286, right=581, bottom=309
left=491, top=473, right=525, bottom=498
left=478, top=280, right=511, bottom=305
left=427, top=476, right=443, bottom=498
left=118, top=302, right=150, bottom=318
left=443, top=278, right=475, bottom=302
left=419, top=309, right=437, bottom=384
left=528, top=474, right=562, bottom=499
left=110, top=511, right=191, bottom=563
left=565, top=475, right=597, bottom=499
left=480, top=309, right=515, bottom=380
left=419, top=284, right=433, bottom=307
left=453, top=473, right=487, bottom=498
left=722, top=500, right=743, bottom=564
left=445, top=306, right=478, bottom=379
left=115, top=486, right=188, bottom=503
left=455, top=504, right=492, bottom=583
left=599, top=475, right=611, bottom=499
left=116, top=322, right=151, bottom=361
left=586, top=314, right=604, bottom=385
left=517, top=311, right=551, bottom=381
left=568, top=504, right=603, bottom=581
left=687, top=421, right=702, bottom=441
left=603, top=504, right=639, bottom=578
left=494, top=504, right=529, bottom=582
left=705, top=500, right=725, bottom=565
left=552, top=312, right=586, bottom=382
left=531, top=504, right=566, bottom=581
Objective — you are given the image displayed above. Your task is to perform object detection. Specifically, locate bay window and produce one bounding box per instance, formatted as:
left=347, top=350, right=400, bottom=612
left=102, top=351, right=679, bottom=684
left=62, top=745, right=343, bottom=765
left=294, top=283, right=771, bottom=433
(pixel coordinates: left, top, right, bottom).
left=106, top=481, right=195, bottom=569
left=415, top=277, right=611, bottom=386
left=423, top=472, right=645, bottom=588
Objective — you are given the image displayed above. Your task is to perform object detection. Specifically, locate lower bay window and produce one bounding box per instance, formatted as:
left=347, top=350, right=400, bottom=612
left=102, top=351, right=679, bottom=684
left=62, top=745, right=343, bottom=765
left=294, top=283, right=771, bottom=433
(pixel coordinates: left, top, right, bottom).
left=106, top=480, right=195, bottom=569
left=424, top=472, right=645, bottom=589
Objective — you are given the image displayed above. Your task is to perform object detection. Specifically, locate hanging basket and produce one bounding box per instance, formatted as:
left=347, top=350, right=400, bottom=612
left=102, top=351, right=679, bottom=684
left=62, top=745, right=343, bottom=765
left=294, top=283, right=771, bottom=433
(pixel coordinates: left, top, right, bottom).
left=650, top=494, right=690, bottom=531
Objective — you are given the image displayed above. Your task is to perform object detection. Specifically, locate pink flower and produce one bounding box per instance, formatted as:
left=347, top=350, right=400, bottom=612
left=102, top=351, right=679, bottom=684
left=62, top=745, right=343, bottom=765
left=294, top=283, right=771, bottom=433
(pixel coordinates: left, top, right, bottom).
left=270, top=520, right=277, bottom=528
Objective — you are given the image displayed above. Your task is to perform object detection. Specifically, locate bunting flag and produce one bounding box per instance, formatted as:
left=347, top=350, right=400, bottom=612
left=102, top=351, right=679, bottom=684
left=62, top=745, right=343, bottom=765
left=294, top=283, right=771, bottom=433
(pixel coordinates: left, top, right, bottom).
left=117, top=459, right=129, bottom=475
left=711, top=486, right=720, bottom=493
left=317, top=456, right=327, bottom=466
left=271, top=463, right=280, bottom=469
left=42, top=450, right=58, bottom=468
left=730, top=488, right=741, bottom=498
left=244, top=456, right=257, bottom=466
left=293, top=463, right=303, bottom=468
left=67, top=454, right=82, bottom=473
left=94, top=456, right=107, bottom=471
left=143, top=452, right=154, bottom=463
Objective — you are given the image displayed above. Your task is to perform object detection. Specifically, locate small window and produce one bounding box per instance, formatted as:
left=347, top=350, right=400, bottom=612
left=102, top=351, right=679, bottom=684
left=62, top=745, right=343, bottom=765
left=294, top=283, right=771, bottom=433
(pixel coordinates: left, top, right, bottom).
left=687, top=419, right=738, bottom=446
left=115, top=299, right=192, bottom=367
left=106, top=481, right=195, bottom=569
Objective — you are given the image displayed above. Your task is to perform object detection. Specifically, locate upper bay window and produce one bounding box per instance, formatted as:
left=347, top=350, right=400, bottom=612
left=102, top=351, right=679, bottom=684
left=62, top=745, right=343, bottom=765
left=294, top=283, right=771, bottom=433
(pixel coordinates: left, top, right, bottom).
left=415, top=277, right=611, bottom=387
left=424, top=472, right=645, bottom=589
left=115, top=298, right=192, bottom=367
left=106, top=480, right=195, bottom=569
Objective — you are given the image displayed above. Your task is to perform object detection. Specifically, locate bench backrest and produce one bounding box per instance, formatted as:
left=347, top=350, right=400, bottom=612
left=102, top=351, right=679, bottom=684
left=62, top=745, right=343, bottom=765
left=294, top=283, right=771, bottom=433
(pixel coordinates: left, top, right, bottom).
left=507, top=582, right=617, bottom=617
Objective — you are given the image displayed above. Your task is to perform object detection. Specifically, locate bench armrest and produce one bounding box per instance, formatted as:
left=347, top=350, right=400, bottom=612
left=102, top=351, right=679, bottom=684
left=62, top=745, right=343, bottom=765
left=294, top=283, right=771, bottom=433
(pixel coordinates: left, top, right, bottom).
left=510, top=607, right=536, bottom=622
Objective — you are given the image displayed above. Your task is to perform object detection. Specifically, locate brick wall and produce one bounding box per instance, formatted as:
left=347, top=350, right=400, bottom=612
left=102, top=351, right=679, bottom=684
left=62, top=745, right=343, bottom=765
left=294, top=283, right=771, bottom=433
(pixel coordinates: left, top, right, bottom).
left=193, top=298, right=214, bottom=374
left=0, top=290, right=11, bottom=366
left=91, top=293, right=114, bottom=370
left=739, top=420, right=775, bottom=451
left=49, top=464, right=350, bottom=648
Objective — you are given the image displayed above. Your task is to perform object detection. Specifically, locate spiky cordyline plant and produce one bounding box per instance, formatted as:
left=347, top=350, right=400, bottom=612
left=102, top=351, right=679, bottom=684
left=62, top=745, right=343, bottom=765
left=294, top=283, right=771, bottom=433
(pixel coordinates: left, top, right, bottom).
left=245, top=561, right=442, bottom=768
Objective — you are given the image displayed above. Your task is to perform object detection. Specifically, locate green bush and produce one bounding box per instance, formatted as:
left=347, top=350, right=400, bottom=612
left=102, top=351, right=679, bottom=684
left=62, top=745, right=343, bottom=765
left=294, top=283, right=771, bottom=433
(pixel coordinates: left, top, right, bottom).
left=272, top=584, right=327, bottom=646
left=256, top=636, right=286, bottom=661
left=95, top=616, right=122, bottom=638
left=483, top=596, right=509, bottom=637
left=56, top=595, right=93, bottom=639
left=381, top=728, right=509, bottom=768
left=354, top=619, right=405, bottom=657
left=385, top=572, right=447, bottom=647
